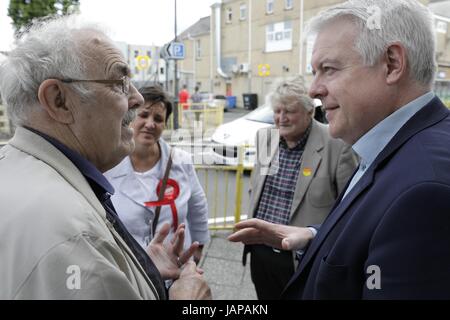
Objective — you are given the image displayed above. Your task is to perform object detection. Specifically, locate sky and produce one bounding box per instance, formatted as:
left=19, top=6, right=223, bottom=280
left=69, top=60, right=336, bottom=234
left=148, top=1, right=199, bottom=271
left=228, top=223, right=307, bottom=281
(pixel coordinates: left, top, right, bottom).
left=0, top=0, right=213, bottom=51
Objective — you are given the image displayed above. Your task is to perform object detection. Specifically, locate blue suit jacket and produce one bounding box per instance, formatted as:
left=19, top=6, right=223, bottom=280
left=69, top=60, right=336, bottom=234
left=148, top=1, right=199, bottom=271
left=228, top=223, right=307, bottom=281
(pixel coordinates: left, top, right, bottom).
left=282, top=97, right=450, bottom=299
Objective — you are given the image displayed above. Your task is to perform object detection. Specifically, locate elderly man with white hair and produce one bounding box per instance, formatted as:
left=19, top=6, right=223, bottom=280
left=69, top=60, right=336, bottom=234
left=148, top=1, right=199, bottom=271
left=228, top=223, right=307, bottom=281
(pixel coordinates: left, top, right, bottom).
left=230, top=0, right=450, bottom=299
left=0, top=16, right=210, bottom=300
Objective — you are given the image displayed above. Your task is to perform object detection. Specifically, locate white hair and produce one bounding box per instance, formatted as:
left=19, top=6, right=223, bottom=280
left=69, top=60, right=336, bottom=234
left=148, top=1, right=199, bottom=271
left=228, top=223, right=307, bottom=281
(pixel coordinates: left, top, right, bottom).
left=0, top=15, right=109, bottom=126
left=306, top=0, right=436, bottom=87
left=268, top=76, right=315, bottom=113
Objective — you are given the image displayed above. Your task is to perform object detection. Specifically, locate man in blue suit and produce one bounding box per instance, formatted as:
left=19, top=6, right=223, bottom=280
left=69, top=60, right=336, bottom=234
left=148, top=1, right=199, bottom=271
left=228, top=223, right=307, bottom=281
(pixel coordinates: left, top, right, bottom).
left=229, top=0, right=450, bottom=299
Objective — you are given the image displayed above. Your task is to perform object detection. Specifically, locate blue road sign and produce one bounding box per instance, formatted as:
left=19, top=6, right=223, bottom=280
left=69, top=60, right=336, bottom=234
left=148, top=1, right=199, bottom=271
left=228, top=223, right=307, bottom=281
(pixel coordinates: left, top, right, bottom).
left=167, top=42, right=185, bottom=60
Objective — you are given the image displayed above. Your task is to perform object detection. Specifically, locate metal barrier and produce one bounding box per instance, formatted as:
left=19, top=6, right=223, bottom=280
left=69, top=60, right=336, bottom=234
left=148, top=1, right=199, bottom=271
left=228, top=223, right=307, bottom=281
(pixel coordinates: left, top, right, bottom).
left=166, top=103, right=224, bottom=132
left=170, top=142, right=252, bottom=230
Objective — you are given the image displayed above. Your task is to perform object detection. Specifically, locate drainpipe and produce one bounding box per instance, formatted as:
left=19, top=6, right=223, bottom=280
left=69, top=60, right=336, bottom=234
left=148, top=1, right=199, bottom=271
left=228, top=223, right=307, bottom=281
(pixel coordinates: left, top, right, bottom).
left=212, top=1, right=231, bottom=79
left=248, top=0, right=252, bottom=93
left=209, top=13, right=214, bottom=92
left=299, top=0, right=304, bottom=75
left=187, top=33, right=196, bottom=90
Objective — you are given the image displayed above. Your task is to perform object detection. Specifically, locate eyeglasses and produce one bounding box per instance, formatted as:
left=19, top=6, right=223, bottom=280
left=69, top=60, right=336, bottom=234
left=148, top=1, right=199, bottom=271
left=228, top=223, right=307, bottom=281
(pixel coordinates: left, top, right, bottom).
left=59, top=76, right=131, bottom=95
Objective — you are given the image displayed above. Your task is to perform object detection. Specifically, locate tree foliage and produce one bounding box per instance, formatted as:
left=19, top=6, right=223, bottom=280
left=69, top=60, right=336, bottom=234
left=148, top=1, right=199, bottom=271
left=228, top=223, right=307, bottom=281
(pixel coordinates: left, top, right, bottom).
left=8, top=0, right=80, bottom=33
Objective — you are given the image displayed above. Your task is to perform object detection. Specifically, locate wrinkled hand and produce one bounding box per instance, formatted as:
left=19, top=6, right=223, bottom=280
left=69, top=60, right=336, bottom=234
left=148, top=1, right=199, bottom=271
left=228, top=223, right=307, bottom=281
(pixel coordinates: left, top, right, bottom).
left=227, top=218, right=314, bottom=251
left=146, top=223, right=199, bottom=280
left=169, top=261, right=212, bottom=300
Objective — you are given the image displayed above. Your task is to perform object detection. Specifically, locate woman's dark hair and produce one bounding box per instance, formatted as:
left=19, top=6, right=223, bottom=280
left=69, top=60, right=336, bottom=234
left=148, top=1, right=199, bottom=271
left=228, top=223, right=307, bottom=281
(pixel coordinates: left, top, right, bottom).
left=138, top=85, right=173, bottom=123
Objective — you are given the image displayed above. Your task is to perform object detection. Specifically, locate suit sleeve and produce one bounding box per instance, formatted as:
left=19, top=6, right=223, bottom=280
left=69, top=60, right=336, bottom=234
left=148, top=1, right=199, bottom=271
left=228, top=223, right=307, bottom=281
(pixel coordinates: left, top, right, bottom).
left=363, top=182, right=450, bottom=299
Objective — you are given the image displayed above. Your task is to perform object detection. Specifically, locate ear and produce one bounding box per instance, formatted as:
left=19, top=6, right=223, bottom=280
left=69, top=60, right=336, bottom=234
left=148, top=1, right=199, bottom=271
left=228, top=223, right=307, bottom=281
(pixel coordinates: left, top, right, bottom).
left=384, top=43, right=407, bottom=85
left=37, top=79, right=74, bottom=124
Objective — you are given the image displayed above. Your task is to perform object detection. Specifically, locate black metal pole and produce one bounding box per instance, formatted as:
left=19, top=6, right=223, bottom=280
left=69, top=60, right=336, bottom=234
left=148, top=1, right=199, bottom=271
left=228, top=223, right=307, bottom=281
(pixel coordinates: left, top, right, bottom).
left=165, top=59, right=169, bottom=92
left=173, top=0, right=179, bottom=129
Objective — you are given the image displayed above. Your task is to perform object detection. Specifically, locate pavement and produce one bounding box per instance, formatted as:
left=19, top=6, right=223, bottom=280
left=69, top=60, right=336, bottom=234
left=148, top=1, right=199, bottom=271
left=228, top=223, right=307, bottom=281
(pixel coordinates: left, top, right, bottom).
left=199, top=230, right=257, bottom=300
left=166, top=107, right=258, bottom=300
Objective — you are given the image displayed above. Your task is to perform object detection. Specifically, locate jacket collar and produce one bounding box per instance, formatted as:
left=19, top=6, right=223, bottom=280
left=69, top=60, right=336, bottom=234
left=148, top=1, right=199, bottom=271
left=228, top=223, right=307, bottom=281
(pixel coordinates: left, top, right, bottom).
left=24, top=126, right=115, bottom=198
left=9, top=127, right=106, bottom=218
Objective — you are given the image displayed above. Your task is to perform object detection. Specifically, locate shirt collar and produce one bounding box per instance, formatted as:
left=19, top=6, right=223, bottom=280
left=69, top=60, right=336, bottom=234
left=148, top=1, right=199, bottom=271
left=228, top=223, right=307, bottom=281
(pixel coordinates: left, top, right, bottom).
left=25, top=127, right=115, bottom=198
left=352, top=91, right=435, bottom=169
left=280, top=121, right=312, bottom=151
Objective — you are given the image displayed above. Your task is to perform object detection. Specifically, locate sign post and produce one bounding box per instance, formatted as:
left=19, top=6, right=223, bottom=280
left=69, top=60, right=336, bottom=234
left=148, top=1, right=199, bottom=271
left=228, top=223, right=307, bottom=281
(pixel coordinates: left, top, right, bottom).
left=161, top=40, right=185, bottom=130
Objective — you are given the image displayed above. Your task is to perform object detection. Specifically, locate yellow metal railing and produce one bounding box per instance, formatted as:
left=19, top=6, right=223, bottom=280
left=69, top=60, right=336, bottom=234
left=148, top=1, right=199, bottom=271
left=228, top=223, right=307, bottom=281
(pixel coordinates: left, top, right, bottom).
left=169, top=142, right=252, bottom=230
left=166, top=103, right=224, bottom=132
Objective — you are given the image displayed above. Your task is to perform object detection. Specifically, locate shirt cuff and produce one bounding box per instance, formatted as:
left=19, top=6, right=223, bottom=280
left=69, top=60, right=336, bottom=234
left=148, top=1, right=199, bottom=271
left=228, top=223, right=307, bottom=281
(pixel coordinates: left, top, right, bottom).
left=307, top=227, right=318, bottom=237
left=295, top=227, right=317, bottom=259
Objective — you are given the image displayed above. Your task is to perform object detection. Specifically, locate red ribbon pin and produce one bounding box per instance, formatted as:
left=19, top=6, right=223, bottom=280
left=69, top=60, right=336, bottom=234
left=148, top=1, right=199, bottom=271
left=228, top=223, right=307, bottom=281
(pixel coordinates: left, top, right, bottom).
left=144, top=178, right=180, bottom=232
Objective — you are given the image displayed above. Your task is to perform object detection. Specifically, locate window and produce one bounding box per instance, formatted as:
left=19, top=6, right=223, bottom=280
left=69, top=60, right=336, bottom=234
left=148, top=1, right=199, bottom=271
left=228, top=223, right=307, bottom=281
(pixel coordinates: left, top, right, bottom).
left=240, top=3, right=247, bottom=21
left=226, top=7, right=232, bottom=23
left=285, top=0, right=293, bottom=10
left=0, top=110, right=3, bottom=116
left=195, top=39, right=201, bottom=59
left=266, top=0, right=274, bottom=14
left=436, top=20, right=447, bottom=34
left=265, top=20, right=293, bottom=52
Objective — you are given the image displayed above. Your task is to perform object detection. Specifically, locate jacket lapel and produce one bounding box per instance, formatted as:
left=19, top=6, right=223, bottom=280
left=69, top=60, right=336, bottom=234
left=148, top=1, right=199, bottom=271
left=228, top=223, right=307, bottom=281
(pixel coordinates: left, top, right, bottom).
left=290, top=97, right=450, bottom=283
left=291, top=166, right=373, bottom=279
left=251, top=127, right=280, bottom=217
left=290, top=121, right=323, bottom=219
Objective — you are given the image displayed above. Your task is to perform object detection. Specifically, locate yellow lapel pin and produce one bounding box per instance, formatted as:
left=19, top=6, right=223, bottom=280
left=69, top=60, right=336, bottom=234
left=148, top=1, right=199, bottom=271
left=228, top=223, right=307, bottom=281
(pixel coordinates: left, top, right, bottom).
left=303, top=168, right=312, bottom=177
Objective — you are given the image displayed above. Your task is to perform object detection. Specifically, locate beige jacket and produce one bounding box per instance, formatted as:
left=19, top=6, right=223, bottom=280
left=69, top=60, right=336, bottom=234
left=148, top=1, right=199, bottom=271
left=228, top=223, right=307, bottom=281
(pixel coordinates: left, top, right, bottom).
left=249, top=120, right=358, bottom=227
left=0, top=127, right=159, bottom=299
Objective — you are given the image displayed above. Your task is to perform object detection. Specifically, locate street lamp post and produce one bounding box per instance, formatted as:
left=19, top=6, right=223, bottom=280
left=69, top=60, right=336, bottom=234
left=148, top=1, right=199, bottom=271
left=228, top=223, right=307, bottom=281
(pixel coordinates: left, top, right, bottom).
left=173, top=0, right=179, bottom=129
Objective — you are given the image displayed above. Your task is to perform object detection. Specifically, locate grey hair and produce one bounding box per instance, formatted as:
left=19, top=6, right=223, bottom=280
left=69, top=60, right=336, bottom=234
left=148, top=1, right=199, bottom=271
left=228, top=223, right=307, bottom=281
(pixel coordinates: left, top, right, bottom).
left=269, top=76, right=315, bottom=113
left=306, top=0, right=436, bottom=87
left=0, top=15, right=109, bottom=126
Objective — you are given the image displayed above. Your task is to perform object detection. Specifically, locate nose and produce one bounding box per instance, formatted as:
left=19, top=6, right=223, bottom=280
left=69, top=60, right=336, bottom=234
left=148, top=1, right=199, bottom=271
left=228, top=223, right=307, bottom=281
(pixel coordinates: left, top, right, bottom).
left=309, top=75, right=327, bottom=101
left=128, top=83, right=144, bottom=110
left=144, top=117, right=156, bottom=129
left=279, top=110, right=288, bottom=122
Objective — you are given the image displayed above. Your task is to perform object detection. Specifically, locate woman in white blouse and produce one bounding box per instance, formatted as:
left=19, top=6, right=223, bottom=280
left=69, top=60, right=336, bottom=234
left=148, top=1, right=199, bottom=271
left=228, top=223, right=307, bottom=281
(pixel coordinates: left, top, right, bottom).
left=105, top=85, right=210, bottom=263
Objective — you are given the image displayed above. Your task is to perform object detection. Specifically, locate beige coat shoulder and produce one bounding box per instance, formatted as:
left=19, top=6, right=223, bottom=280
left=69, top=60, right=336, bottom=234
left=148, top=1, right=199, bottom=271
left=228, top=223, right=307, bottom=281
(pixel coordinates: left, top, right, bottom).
left=0, top=128, right=159, bottom=299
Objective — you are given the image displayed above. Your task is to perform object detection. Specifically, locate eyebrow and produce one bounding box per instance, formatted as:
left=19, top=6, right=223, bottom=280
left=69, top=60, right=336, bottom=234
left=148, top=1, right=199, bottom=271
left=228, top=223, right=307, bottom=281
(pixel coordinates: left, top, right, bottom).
left=312, top=58, right=341, bottom=75
left=319, top=58, right=340, bottom=69
left=109, top=64, right=130, bottom=79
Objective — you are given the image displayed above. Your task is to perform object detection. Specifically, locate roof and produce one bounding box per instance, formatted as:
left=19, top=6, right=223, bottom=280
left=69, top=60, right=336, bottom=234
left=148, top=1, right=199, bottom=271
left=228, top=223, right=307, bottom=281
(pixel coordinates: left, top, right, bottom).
left=429, top=0, right=450, bottom=19
left=178, top=16, right=210, bottom=40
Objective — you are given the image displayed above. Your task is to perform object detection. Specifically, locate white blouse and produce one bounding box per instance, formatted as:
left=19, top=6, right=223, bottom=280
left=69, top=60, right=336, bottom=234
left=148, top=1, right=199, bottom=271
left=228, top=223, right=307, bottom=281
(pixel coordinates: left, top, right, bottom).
left=105, top=139, right=210, bottom=250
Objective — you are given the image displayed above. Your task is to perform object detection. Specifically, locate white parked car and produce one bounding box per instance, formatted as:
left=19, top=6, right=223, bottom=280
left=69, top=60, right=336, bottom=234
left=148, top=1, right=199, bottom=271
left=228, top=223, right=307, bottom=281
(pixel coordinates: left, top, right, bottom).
left=206, top=100, right=325, bottom=168
left=207, top=104, right=273, bottom=168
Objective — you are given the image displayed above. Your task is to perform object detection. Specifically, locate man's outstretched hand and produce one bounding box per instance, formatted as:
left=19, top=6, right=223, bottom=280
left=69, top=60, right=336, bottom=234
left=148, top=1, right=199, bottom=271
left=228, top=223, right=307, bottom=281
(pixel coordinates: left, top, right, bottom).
left=227, top=218, right=314, bottom=251
left=146, top=223, right=199, bottom=280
